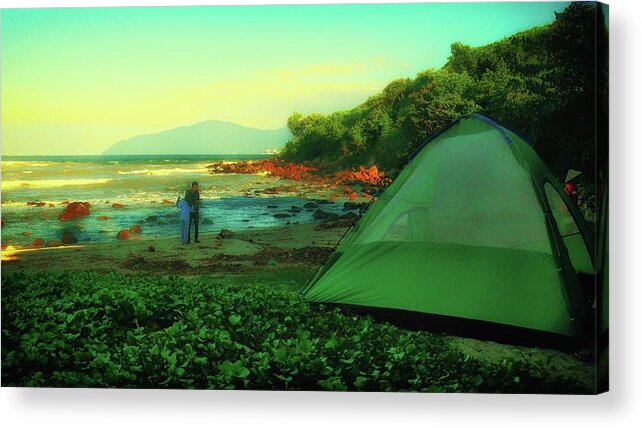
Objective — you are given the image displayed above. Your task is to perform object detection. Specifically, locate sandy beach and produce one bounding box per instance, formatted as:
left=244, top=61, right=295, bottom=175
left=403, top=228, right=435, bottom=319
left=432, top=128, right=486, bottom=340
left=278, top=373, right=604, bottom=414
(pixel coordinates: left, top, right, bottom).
left=1, top=221, right=347, bottom=276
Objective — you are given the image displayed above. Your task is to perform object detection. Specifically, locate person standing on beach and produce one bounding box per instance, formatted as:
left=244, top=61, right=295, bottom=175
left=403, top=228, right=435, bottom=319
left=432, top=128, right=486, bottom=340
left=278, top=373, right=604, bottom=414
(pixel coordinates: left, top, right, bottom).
left=184, top=181, right=201, bottom=244
left=176, top=196, right=191, bottom=245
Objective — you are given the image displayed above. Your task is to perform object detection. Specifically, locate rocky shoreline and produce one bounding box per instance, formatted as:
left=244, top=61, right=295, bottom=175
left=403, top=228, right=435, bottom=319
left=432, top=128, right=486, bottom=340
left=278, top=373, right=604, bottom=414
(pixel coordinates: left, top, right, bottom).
left=1, top=196, right=369, bottom=253
left=207, top=158, right=391, bottom=197
left=2, top=160, right=378, bottom=253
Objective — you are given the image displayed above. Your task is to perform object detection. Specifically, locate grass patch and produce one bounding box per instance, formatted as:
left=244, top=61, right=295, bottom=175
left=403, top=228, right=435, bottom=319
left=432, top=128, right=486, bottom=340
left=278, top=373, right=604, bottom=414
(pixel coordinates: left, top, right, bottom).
left=218, top=266, right=315, bottom=292
left=1, top=271, right=592, bottom=392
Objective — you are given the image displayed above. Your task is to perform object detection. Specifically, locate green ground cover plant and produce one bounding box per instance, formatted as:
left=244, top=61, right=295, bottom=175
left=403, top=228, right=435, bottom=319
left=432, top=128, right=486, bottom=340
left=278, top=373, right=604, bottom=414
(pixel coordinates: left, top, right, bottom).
left=2, top=270, right=590, bottom=392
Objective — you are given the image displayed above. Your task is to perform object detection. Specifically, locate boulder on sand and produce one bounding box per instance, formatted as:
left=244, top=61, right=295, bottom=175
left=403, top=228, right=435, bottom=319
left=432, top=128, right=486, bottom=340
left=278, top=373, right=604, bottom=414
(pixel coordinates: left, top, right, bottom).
left=218, top=229, right=233, bottom=239
left=61, top=231, right=78, bottom=244
left=339, top=212, right=358, bottom=221
left=273, top=213, right=291, bottom=219
left=130, top=225, right=142, bottom=234
left=262, top=185, right=297, bottom=195
left=146, top=215, right=158, bottom=222
left=313, top=209, right=339, bottom=221
left=98, top=215, right=110, bottom=220
left=31, top=238, right=45, bottom=247
left=117, top=229, right=130, bottom=240
left=343, top=201, right=366, bottom=211
left=316, top=218, right=355, bottom=230
left=161, top=199, right=173, bottom=205
left=112, top=203, right=125, bottom=209
left=22, top=231, right=31, bottom=236
left=58, top=202, right=91, bottom=221
left=303, top=202, right=319, bottom=209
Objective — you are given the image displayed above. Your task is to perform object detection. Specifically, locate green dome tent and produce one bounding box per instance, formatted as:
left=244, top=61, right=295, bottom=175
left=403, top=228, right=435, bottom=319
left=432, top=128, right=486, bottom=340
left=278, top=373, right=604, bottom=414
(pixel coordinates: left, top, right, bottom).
left=302, top=114, right=595, bottom=347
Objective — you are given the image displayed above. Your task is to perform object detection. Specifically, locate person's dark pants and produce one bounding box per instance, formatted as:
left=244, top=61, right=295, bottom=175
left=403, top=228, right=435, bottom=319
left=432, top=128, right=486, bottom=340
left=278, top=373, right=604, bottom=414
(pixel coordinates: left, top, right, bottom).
left=188, top=212, right=199, bottom=242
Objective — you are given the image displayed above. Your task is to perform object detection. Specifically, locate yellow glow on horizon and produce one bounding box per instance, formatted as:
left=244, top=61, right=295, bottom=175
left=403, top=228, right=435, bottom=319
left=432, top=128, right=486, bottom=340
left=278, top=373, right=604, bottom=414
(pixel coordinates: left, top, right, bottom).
left=2, top=60, right=386, bottom=154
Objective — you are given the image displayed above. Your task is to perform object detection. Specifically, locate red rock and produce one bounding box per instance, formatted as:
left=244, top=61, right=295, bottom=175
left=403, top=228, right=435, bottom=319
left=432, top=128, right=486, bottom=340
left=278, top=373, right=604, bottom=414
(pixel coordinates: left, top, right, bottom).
left=117, top=229, right=130, bottom=240
left=161, top=199, right=173, bottom=205
left=22, top=231, right=31, bottom=236
left=32, top=238, right=45, bottom=247
left=62, top=231, right=77, bottom=244
left=207, top=159, right=317, bottom=181
left=98, top=215, right=110, bottom=220
left=112, top=203, right=125, bottom=209
left=59, top=202, right=91, bottom=221
left=130, top=225, right=142, bottom=234
left=46, top=240, right=63, bottom=247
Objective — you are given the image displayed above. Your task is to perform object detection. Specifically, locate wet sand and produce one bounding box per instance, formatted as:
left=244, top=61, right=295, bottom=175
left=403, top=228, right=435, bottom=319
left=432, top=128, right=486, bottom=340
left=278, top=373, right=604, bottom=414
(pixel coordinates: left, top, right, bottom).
left=0, top=222, right=347, bottom=276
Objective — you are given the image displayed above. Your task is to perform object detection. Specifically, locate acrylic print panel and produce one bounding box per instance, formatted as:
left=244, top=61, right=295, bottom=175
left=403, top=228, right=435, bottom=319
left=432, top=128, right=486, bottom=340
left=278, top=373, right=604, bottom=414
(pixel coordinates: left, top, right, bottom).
left=0, top=1, right=608, bottom=393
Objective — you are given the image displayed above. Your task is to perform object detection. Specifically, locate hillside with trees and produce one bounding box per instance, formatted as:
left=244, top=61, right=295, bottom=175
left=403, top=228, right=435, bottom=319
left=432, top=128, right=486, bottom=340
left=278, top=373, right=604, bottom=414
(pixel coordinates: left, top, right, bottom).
left=281, top=3, right=608, bottom=183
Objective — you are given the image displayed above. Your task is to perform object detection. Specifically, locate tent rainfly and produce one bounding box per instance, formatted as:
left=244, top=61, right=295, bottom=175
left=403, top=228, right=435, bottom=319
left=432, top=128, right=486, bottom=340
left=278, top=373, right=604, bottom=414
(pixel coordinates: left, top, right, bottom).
left=302, top=114, right=595, bottom=347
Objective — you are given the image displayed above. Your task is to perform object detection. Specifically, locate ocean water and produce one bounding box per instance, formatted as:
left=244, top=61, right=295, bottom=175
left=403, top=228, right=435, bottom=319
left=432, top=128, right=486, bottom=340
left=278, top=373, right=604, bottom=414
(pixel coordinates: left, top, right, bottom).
left=1, top=155, right=345, bottom=247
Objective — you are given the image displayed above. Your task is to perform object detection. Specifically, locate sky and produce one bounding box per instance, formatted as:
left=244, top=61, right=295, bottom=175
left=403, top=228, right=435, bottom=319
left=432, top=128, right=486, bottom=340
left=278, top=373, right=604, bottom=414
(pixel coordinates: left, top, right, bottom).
left=0, top=2, right=569, bottom=155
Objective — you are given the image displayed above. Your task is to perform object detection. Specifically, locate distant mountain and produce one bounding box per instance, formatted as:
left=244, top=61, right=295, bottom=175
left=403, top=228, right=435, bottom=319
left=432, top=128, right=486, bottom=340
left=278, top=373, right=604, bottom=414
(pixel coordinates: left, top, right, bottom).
left=103, top=120, right=291, bottom=155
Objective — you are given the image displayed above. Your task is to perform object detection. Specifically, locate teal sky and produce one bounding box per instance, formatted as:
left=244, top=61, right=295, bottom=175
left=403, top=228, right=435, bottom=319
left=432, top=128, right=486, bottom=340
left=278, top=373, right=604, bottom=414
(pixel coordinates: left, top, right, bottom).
left=1, top=2, right=569, bottom=155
